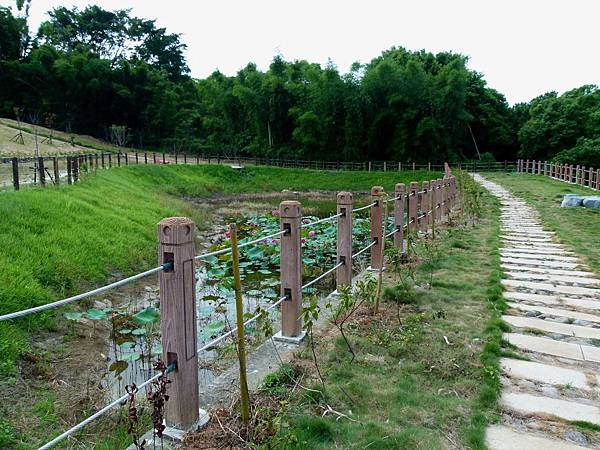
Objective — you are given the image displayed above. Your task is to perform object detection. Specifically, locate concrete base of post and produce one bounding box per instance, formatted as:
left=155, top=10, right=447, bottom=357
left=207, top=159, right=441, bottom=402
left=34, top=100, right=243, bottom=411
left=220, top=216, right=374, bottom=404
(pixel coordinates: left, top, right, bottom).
left=366, top=266, right=386, bottom=273
left=273, top=330, right=306, bottom=345
left=126, top=409, right=209, bottom=450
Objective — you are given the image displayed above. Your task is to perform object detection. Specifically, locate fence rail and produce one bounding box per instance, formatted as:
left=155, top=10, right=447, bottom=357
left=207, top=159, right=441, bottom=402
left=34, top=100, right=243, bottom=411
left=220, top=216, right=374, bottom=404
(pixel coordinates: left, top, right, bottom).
left=1, top=150, right=516, bottom=191
left=516, top=159, right=599, bottom=191
left=3, top=164, right=459, bottom=448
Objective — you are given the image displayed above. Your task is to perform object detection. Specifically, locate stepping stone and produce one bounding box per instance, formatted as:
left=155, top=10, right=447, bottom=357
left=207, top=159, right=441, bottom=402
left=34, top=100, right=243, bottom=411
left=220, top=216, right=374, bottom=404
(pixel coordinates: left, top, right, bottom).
left=501, top=236, right=555, bottom=244
left=504, top=333, right=584, bottom=360
left=581, top=345, right=600, bottom=363
left=503, top=242, right=564, bottom=249
left=501, top=264, right=596, bottom=279
left=504, top=271, right=600, bottom=287
left=502, top=315, right=600, bottom=339
left=500, top=252, right=579, bottom=262
left=486, top=425, right=588, bottom=450
left=501, top=358, right=591, bottom=389
left=502, top=279, right=600, bottom=298
left=501, top=247, right=574, bottom=256
left=508, top=302, right=600, bottom=324
left=501, top=257, right=579, bottom=269
left=501, top=392, right=600, bottom=424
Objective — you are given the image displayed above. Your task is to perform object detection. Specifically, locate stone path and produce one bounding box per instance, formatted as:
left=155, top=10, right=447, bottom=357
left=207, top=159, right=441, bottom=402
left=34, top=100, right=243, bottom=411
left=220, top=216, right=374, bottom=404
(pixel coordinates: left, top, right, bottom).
left=475, top=174, right=600, bottom=449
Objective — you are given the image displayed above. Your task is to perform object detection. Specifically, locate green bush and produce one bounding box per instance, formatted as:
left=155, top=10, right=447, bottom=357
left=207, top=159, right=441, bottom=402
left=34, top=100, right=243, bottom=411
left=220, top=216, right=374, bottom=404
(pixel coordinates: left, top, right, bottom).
left=553, top=138, right=600, bottom=167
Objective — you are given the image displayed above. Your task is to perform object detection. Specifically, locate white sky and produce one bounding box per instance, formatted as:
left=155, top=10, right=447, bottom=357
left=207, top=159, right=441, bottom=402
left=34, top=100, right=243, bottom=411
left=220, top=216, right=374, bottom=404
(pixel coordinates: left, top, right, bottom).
left=19, top=0, right=600, bottom=105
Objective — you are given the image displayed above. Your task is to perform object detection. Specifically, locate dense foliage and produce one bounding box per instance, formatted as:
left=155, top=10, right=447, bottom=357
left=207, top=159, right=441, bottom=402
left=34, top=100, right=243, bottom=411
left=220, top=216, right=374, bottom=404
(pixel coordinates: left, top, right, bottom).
left=0, top=2, right=598, bottom=164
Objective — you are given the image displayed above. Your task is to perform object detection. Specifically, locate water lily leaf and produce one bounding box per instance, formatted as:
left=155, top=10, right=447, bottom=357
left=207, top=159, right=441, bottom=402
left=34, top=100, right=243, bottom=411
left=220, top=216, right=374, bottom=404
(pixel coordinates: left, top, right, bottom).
left=151, top=344, right=163, bottom=356
left=206, top=321, right=225, bottom=334
left=258, top=269, right=271, bottom=275
left=247, top=289, right=262, bottom=296
left=119, top=341, right=136, bottom=350
left=131, top=328, right=147, bottom=336
left=86, top=309, right=107, bottom=320
left=109, top=360, right=128, bottom=375
left=203, top=256, right=218, bottom=265
left=119, top=329, right=132, bottom=335
left=133, top=307, right=159, bottom=325
left=64, top=312, right=83, bottom=321
left=120, top=352, right=141, bottom=362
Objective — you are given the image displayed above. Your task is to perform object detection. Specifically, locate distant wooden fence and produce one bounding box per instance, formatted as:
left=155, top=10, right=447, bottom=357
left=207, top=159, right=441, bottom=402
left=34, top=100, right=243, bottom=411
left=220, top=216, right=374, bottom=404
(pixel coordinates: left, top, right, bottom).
left=1, top=150, right=513, bottom=192
left=517, top=159, right=600, bottom=191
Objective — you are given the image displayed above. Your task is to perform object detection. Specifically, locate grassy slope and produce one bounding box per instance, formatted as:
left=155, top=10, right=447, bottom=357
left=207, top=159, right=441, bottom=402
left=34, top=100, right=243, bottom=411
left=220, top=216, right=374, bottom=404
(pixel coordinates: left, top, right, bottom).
left=271, top=184, right=505, bottom=449
left=483, top=172, right=600, bottom=275
left=0, top=118, right=130, bottom=156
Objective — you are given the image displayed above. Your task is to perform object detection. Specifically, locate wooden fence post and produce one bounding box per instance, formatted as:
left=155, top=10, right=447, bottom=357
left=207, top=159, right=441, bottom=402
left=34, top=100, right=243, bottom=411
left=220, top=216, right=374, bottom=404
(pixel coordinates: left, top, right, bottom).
left=408, top=182, right=418, bottom=232
left=370, top=186, right=384, bottom=270
left=435, top=179, right=443, bottom=221
left=67, top=157, right=72, bottom=184
left=580, top=166, right=586, bottom=187
left=144, top=152, right=148, bottom=164
left=37, top=157, right=45, bottom=186
left=157, top=217, right=200, bottom=429
left=95, top=153, right=99, bottom=170
left=163, top=152, right=166, bottom=164
left=544, top=161, right=547, bottom=177
left=53, top=157, right=59, bottom=185
left=12, top=157, right=19, bottom=191
left=108, top=153, right=112, bottom=168
left=277, top=201, right=304, bottom=341
left=117, top=153, right=121, bottom=167
left=153, top=152, right=157, bottom=164
left=336, top=192, right=353, bottom=290
left=412, top=162, right=416, bottom=172
left=419, top=181, right=429, bottom=231
left=368, top=161, right=372, bottom=172
left=394, top=183, right=405, bottom=252
left=73, top=157, right=79, bottom=182
left=596, top=169, right=600, bottom=191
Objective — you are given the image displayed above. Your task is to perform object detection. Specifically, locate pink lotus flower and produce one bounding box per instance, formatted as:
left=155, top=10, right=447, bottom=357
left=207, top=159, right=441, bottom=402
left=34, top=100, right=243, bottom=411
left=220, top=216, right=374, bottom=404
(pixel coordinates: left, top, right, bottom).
left=271, top=210, right=280, bottom=217
left=303, top=219, right=310, bottom=224
left=308, top=230, right=316, bottom=238
left=301, top=238, right=306, bottom=244
left=225, top=231, right=231, bottom=238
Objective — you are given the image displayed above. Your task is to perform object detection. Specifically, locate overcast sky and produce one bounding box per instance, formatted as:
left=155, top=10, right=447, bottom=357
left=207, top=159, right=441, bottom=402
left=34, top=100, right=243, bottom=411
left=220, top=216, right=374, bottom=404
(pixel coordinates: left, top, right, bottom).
left=22, top=0, right=600, bottom=105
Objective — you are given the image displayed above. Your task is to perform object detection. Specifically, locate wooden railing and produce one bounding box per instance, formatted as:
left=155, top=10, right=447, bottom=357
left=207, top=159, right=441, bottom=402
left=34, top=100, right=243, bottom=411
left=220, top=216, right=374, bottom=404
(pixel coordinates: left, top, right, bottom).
left=517, top=159, right=599, bottom=191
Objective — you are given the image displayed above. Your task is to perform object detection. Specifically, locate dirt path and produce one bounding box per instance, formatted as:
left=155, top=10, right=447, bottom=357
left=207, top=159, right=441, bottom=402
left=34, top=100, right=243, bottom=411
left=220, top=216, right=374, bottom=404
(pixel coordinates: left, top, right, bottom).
left=475, top=174, right=600, bottom=449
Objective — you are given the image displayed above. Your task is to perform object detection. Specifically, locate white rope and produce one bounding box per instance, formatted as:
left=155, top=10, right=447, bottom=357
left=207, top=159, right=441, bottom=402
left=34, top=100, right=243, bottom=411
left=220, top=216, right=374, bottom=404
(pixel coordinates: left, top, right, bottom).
left=303, top=212, right=343, bottom=228
left=383, top=195, right=401, bottom=203
left=301, top=261, right=344, bottom=290
left=385, top=228, right=399, bottom=238
left=0, top=264, right=168, bottom=322
left=352, top=201, right=377, bottom=213
left=352, top=240, right=376, bottom=259
left=195, top=229, right=286, bottom=261
left=38, top=369, right=164, bottom=449
left=197, top=295, right=286, bottom=352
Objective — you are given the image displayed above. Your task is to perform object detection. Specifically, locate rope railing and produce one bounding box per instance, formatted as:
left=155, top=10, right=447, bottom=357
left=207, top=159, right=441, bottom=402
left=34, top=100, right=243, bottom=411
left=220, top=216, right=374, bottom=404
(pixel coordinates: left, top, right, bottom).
left=302, top=212, right=344, bottom=228
left=0, top=262, right=173, bottom=322
left=352, top=240, right=377, bottom=259
left=301, top=261, right=345, bottom=291
left=195, top=229, right=287, bottom=261
left=38, top=362, right=176, bottom=450
left=352, top=201, right=377, bottom=213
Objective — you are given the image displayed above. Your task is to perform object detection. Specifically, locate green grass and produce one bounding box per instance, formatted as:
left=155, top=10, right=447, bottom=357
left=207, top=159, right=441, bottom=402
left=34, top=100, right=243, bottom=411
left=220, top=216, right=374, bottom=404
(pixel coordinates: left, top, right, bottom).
left=263, top=182, right=506, bottom=449
left=0, top=164, right=440, bottom=448
left=482, top=172, right=600, bottom=276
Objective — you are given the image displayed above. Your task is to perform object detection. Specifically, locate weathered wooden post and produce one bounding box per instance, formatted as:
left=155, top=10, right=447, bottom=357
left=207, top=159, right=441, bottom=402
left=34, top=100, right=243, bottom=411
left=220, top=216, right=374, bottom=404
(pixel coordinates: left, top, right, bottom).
left=394, top=183, right=405, bottom=252
left=370, top=186, right=384, bottom=270
left=95, top=153, right=99, bottom=170
left=368, top=161, right=372, bottom=172
left=163, top=152, right=166, bottom=164
left=276, top=201, right=304, bottom=342
left=12, top=157, right=19, bottom=191
left=336, top=192, right=353, bottom=290
left=108, top=153, right=112, bottom=168
left=412, top=162, right=416, bottom=172
left=525, top=159, right=529, bottom=173
left=544, top=161, right=547, bottom=177
left=581, top=166, right=586, bottom=187
left=184, top=153, right=187, bottom=164
left=383, top=161, right=387, bottom=172
left=419, top=181, right=429, bottom=231
left=596, top=169, right=600, bottom=191
left=157, top=217, right=200, bottom=430
left=443, top=178, right=450, bottom=218
left=153, top=152, right=157, bottom=164
left=53, top=157, right=59, bottom=185
left=117, top=153, right=121, bottom=167
left=101, top=153, right=105, bottom=168
left=73, top=157, right=79, bottom=182
left=37, top=157, right=46, bottom=186
left=588, top=168, right=594, bottom=188
left=67, top=157, right=72, bottom=184
left=144, top=152, right=148, bottom=164
left=408, top=182, right=418, bottom=232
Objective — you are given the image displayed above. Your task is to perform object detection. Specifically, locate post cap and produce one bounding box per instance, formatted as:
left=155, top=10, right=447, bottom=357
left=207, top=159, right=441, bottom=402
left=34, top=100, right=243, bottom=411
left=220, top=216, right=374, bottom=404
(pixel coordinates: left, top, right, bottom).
left=371, top=186, right=384, bottom=196
left=158, top=217, right=195, bottom=245
left=337, top=191, right=353, bottom=205
left=422, top=181, right=429, bottom=190
left=280, top=201, right=301, bottom=218
left=410, top=181, right=419, bottom=189
left=395, top=183, right=405, bottom=192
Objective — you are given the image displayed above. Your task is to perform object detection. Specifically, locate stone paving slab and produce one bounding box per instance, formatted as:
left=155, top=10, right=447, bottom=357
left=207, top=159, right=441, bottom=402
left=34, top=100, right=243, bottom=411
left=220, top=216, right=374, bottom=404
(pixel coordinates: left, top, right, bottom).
left=500, top=251, right=580, bottom=262
left=500, top=358, right=591, bottom=389
left=504, top=271, right=600, bottom=287
left=501, top=265, right=596, bottom=278
left=508, top=302, right=600, bottom=324
left=486, top=425, right=588, bottom=450
left=501, top=392, right=600, bottom=424
left=504, top=333, right=585, bottom=360
left=502, top=279, right=600, bottom=298
left=500, top=236, right=556, bottom=244
left=501, top=247, right=575, bottom=256
left=503, top=315, right=600, bottom=339
left=501, top=256, right=580, bottom=269
left=503, top=292, right=600, bottom=312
